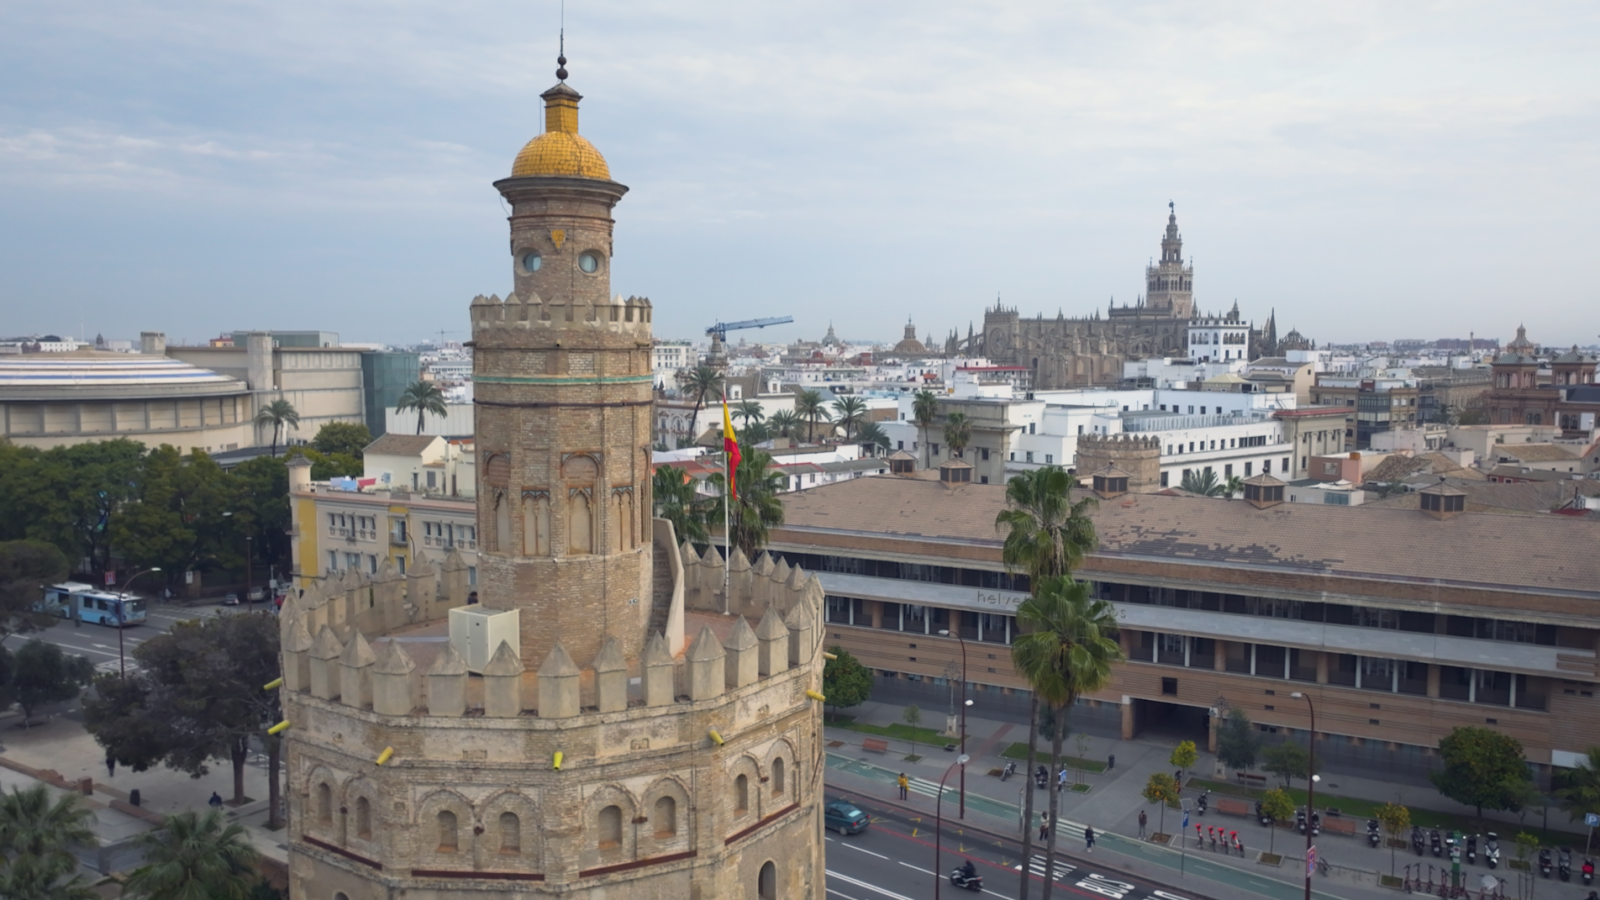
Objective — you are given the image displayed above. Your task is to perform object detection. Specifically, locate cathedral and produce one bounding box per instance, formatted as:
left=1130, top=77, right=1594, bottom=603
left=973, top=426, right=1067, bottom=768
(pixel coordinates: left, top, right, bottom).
left=962, top=206, right=1279, bottom=388
left=277, top=53, right=825, bottom=900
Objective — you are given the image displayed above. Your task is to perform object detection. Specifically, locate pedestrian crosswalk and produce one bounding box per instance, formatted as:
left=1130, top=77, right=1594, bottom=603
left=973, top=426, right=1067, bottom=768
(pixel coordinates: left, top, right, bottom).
left=1015, top=853, right=1078, bottom=883
left=94, top=658, right=140, bottom=675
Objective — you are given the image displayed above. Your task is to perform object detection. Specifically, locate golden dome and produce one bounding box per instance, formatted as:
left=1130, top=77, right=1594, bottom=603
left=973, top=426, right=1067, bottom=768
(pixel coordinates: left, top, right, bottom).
left=510, top=81, right=611, bottom=179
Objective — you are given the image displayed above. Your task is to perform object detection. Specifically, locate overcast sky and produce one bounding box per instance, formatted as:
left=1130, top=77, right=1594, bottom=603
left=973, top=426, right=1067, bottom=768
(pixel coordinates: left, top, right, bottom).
left=2, top=1, right=1595, bottom=349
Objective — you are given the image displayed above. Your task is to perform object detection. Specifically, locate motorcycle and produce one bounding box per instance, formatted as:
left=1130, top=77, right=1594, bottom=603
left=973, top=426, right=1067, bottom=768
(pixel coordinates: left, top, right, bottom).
left=1034, top=767, right=1048, bottom=790
left=1561, top=847, right=1573, bottom=882
left=1366, top=819, right=1382, bottom=848
left=949, top=866, right=983, bottom=892
left=1197, top=791, right=1209, bottom=816
left=1582, top=857, right=1593, bottom=885
left=1256, top=801, right=1272, bottom=827
left=1412, top=825, right=1425, bottom=857
left=1486, top=833, right=1500, bottom=870
left=1001, top=762, right=1016, bottom=782
left=1296, top=810, right=1308, bottom=835
left=1467, top=833, right=1477, bottom=866
left=1431, top=830, right=1443, bottom=858
left=1539, top=847, right=1552, bottom=878
left=1310, top=812, right=1321, bottom=838
left=1444, top=832, right=1458, bottom=863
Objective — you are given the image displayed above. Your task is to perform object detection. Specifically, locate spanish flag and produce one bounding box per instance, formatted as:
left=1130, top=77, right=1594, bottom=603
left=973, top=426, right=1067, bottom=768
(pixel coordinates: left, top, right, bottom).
left=722, top=401, right=741, bottom=500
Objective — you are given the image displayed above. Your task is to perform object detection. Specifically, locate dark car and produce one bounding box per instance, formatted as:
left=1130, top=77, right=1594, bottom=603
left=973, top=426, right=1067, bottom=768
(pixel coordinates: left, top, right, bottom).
left=221, top=592, right=241, bottom=606
left=825, top=800, right=871, bottom=835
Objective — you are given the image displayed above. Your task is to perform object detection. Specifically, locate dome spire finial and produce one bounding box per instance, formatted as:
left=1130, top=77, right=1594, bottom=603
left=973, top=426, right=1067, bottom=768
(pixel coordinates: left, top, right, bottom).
left=556, top=26, right=568, bottom=81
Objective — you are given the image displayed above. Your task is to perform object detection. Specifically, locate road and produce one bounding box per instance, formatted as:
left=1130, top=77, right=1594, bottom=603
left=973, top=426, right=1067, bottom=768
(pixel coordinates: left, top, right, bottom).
left=826, top=792, right=1203, bottom=900
left=3, top=601, right=243, bottom=676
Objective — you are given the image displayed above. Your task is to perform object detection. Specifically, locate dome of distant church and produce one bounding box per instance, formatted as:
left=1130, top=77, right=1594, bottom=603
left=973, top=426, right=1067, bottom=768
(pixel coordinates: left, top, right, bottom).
left=892, top=318, right=927, bottom=355
left=510, top=77, right=611, bottom=179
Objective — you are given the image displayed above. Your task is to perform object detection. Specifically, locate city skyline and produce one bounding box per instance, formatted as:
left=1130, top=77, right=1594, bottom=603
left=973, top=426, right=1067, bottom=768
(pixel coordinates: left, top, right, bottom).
left=2, top=1, right=1595, bottom=347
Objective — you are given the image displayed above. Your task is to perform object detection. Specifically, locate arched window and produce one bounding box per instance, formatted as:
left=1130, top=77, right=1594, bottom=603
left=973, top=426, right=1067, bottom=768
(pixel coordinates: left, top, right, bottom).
left=771, top=758, right=786, bottom=796
left=759, top=860, right=778, bottom=899
left=494, top=492, right=511, bottom=553
left=335, top=893, right=350, bottom=900
left=598, top=805, right=622, bottom=850
left=653, top=795, right=677, bottom=838
left=437, top=810, right=458, bottom=853
left=734, top=774, right=749, bottom=815
left=316, top=783, right=332, bottom=824
left=354, top=796, right=371, bottom=839
left=499, top=812, right=521, bottom=854
left=569, top=492, right=593, bottom=554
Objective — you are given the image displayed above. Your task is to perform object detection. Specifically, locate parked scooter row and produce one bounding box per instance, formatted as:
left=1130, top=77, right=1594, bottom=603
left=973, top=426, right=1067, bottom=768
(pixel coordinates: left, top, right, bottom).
left=1295, top=808, right=1321, bottom=837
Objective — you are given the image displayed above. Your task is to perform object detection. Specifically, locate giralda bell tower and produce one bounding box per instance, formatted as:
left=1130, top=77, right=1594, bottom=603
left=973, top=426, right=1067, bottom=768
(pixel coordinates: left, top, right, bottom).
left=471, top=51, right=655, bottom=670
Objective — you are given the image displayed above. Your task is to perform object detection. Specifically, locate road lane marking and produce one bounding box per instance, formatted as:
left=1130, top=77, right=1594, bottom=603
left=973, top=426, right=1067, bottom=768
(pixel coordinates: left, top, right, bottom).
left=840, top=843, right=889, bottom=860
left=827, top=870, right=917, bottom=900
left=826, top=889, right=861, bottom=900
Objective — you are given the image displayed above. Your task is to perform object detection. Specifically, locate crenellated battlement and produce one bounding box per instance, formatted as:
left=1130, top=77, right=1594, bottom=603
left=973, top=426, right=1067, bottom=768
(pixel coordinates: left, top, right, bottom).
left=468, top=292, right=652, bottom=334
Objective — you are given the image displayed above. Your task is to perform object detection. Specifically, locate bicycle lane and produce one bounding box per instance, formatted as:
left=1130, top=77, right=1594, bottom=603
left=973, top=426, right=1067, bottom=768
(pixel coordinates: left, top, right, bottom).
left=825, top=751, right=1352, bottom=900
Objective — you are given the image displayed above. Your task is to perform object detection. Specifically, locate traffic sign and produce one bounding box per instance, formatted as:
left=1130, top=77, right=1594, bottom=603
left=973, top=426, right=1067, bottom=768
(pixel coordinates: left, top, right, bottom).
left=1182, top=810, right=1189, bottom=830
left=1307, top=845, right=1317, bottom=877
left=1586, top=813, right=1599, bottom=828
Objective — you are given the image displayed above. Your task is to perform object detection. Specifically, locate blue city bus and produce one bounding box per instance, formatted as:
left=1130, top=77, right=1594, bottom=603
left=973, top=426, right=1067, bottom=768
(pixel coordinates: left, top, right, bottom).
left=41, top=582, right=148, bottom=627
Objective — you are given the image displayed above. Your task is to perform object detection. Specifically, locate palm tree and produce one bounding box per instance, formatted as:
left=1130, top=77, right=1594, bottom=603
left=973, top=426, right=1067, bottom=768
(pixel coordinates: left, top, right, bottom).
left=767, top=410, right=800, bottom=438
left=1557, top=747, right=1600, bottom=824
left=708, top=445, right=786, bottom=561
left=856, top=421, right=891, bottom=456
left=832, top=396, right=867, bottom=440
left=1179, top=469, right=1227, bottom=497
left=0, top=784, right=96, bottom=897
left=252, top=398, right=299, bottom=458
left=679, top=367, right=725, bottom=441
left=912, top=389, right=939, bottom=468
left=123, top=809, right=260, bottom=900
left=652, top=465, right=709, bottom=544
left=1224, top=474, right=1245, bottom=498
left=943, top=411, right=972, bottom=459
left=732, top=400, right=766, bottom=433
left=394, top=380, right=448, bottom=435
left=995, top=465, right=1099, bottom=900
left=794, top=390, right=831, bottom=443
left=1012, top=578, right=1124, bottom=900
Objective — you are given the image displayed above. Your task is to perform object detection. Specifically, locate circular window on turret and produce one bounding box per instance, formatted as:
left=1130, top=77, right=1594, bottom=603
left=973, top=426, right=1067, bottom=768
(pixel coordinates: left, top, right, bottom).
left=578, top=251, right=601, bottom=274
left=521, top=252, right=542, bottom=273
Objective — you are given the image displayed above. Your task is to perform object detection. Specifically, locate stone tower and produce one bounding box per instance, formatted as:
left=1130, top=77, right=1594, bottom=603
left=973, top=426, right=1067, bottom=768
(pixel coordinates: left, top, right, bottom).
left=472, top=72, right=653, bottom=668
left=1074, top=433, right=1162, bottom=491
left=1144, top=203, right=1195, bottom=318
left=279, top=53, right=825, bottom=900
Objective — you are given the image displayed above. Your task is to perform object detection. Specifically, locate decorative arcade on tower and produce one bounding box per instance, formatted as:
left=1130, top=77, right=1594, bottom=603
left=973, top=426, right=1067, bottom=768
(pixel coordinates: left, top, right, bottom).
left=278, top=53, right=826, bottom=900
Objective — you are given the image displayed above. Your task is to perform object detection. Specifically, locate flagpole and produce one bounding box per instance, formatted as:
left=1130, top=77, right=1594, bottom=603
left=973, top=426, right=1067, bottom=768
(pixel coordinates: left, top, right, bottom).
left=722, top=387, right=731, bottom=614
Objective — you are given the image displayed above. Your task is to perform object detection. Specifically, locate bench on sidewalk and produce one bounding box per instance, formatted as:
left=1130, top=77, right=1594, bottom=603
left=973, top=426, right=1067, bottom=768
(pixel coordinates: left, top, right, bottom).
left=1320, top=816, right=1357, bottom=837
left=862, top=738, right=890, bottom=754
left=1215, top=799, right=1251, bottom=818
left=1234, top=772, right=1267, bottom=788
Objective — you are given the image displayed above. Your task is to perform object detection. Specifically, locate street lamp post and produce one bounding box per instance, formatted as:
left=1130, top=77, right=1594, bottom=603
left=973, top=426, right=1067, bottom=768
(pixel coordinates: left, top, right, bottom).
left=245, top=534, right=254, bottom=612
left=1291, top=691, right=1317, bottom=900
left=938, top=628, right=971, bottom=818
left=934, top=753, right=970, bottom=900
left=118, top=567, right=160, bottom=678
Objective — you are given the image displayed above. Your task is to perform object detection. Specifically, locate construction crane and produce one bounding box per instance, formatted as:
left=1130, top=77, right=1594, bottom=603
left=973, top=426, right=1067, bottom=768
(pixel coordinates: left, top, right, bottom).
left=705, top=316, right=793, bottom=342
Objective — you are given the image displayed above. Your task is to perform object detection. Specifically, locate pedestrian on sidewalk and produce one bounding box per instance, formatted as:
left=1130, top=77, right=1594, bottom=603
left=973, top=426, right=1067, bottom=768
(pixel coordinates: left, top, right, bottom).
left=1039, top=814, right=1049, bottom=843
left=1057, top=768, right=1067, bottom=792
left=1138, top=810, right=1147, bottom=839
left=106, top=755, right=115, bottom=778
left=1085, top=825, right=1096, bottom=852
left=897, top=773, right=908, bottom=800
left=209, top=791, right=223, bottom=808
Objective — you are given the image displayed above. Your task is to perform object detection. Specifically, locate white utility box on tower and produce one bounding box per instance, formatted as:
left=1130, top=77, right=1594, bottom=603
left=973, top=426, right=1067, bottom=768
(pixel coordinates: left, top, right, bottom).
left=448, top=606, right=520, bottom=674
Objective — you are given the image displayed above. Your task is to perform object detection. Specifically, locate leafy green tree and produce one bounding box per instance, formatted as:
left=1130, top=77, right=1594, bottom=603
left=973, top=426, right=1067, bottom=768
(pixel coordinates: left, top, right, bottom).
left=1431, top=726, right=1529, bottom=825
left=832, top=396, right=867, bottom=440
left=309, top=421, right=372, bottom=458
left=0, top=783, right=97, bottom=900
left=111, top=446, right=233, bottom=579
left=0, top=640, right=94, bottom=724
left=0, top=439, right=145, bottom=575
left=252, top=399, right=300, bottom=457
left=1556, top=747, right=1600, bottom=823
left=1142, top=772, right=1180, bottom=837
left=678, top=367, right=725, bottom=433
left=652, top=466, right=708, bottom=545
left=1012, top=577, right=1123, bottom=900
left=1179, top=468, right=1226, bottom=497
left=855, top=421, right=891, bottom=455
left=794, top=390, right=831, bottom=443
left=1458, top=408, right=1489, bottom=426
left=767, top=410, right=800, bottom=438
left=822, top=646, right=872, bottom=722
left=1262, top=742, right=1318, bottom=789
left=394, top=380, right=448, bottom=435
left=225, top=456, right=291, bottom=579
left=901, top=703, right=922, bottom=757
left=1217, top=708, right=1261, bottom=772
left=911, top=390, right=939, bottom=467
left=1259, top=788, right=1297, bottom=854
left=83, top=613, right=282, bottom=815
left=1170, top=740, right=1198, bottom=788
left=1375, top=801, right=1411, bottom=875
left=943, top=411, right=972, bottom=459
left=707, top=446, right=785, bottom=561
left=0, top=540, right=69, bottom=643
left=122, top=808, right=261, bottom=900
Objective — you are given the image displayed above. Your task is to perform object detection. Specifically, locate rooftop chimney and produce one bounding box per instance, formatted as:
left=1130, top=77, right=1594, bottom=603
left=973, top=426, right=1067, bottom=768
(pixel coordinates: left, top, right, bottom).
left=1241, top=473, right=1286, bottom=509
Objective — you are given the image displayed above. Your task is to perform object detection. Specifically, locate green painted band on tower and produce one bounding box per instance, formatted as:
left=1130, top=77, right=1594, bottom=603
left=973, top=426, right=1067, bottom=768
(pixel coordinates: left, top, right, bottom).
left=475, top=374, right=655, bottom=386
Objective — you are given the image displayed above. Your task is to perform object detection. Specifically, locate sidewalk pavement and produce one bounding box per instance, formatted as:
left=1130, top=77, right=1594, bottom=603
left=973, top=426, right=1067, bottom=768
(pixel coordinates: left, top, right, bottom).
left=826, top=700, right=1591, bottom=900
left=0, top=706, right=287, bottom=882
